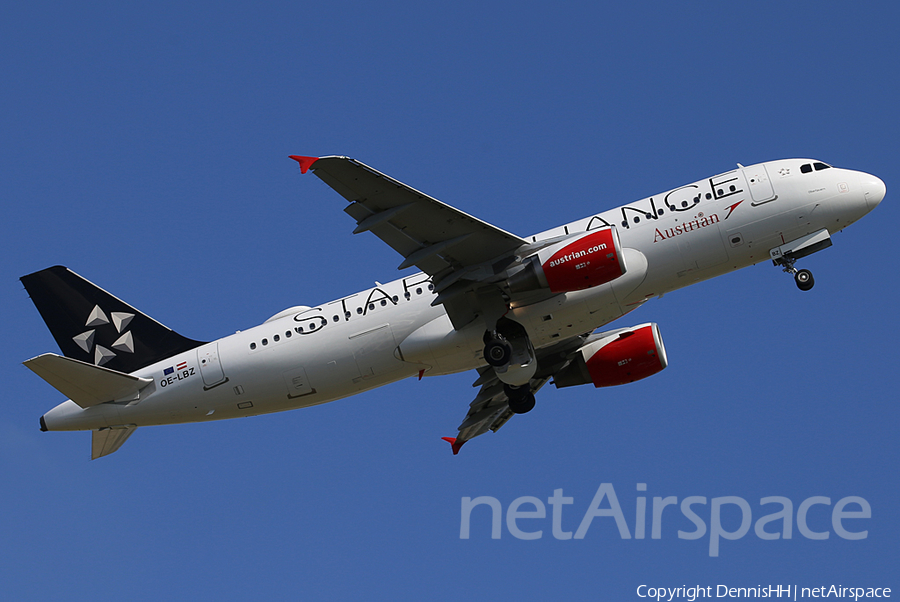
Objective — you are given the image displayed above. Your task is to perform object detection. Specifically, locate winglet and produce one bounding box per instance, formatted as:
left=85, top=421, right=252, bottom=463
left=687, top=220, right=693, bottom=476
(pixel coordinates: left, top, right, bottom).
left=289, top=155, right=319, bottom=174
left=441, top=436, right=466, bottom=455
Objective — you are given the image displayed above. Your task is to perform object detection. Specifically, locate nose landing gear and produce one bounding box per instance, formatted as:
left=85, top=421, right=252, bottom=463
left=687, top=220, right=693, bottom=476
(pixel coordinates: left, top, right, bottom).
left=775, top=255, right=815, bottom=291
left=769, top=229, right=833, bottom=292
left=794, top=268, right=814, bottom=291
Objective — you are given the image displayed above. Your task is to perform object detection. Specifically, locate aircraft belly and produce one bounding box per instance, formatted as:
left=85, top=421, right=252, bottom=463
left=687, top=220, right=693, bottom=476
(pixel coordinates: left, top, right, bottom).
left=397, top=315, right=484, bottom=375
left=514, top=291, right=626, bottom=350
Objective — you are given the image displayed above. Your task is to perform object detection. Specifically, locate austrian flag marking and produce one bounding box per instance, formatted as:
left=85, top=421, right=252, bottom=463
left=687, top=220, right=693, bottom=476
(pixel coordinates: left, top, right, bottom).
left=160, top=361, right=196, bottom=388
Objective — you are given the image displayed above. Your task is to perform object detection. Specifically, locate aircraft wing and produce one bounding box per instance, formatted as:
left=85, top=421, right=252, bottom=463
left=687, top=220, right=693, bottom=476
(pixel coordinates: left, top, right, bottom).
left=443, top=333, right=597, bottom=454
left=294, top=156, right=530, bottom=328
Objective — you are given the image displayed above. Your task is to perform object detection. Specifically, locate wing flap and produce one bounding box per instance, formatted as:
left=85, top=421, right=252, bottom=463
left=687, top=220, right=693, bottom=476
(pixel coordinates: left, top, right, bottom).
left=24, top=353, right=152, bottom=409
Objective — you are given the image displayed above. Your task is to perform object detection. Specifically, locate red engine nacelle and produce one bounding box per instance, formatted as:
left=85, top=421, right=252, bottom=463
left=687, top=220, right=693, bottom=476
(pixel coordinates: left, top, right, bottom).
left=507, top=227, right=626, bottom=294
left=553, top=323, right=668, bottom=389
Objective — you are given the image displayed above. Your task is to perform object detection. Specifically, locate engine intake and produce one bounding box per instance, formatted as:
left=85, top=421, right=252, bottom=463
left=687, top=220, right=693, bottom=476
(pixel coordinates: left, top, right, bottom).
left=554, top=323, right=668, bottom=388
left=508, top=227, right=626, bottom=294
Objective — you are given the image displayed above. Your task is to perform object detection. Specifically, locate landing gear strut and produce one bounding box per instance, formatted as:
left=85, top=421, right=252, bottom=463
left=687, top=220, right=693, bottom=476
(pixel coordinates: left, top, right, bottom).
left=775, top=256, right=815, bottom=291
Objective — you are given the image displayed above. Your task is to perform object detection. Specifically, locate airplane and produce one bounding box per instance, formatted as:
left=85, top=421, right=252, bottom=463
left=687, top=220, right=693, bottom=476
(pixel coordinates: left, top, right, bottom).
left=22, top=156, right=885, bottom=458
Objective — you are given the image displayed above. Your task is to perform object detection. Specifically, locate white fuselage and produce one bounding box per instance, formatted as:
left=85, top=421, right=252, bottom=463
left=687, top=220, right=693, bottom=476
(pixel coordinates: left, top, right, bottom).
left=42, top=159, right=883, bottom=432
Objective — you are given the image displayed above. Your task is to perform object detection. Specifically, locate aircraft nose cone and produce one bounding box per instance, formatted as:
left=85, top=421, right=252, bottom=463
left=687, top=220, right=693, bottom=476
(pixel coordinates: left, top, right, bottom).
left=860, top=173, right=886, bottom=210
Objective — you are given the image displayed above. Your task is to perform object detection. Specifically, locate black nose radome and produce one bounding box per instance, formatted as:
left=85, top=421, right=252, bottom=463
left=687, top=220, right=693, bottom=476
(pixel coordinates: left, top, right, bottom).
left=40, top=415, right=48, bottom=432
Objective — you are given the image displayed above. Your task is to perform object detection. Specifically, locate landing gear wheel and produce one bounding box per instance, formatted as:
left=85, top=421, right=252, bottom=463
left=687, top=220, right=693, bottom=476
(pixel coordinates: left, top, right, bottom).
left=505, top=385, right=536, bottom=414
left=795, top=269, right=815, bottom=291
left=484, top=340, right=512, bottom=367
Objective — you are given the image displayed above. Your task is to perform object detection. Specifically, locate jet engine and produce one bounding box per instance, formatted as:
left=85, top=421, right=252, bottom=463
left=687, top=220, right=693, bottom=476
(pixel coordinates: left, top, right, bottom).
left=554, top=323, right=667, bottom=389
left=507, top=227, right=626, bottom=294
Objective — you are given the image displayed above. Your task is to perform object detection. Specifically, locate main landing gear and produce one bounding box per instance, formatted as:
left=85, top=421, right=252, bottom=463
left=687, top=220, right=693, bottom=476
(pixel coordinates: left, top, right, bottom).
left=775, top=256, right=815, bottom=291
left=504, top=384, right=536, bottom=414
left=483, top=318, right=538, bottom=414
left=484, top=336, right=512, bottom=367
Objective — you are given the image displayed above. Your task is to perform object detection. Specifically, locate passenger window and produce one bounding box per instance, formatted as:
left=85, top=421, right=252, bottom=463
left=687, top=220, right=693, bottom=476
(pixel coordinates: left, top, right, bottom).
left=250, top=342, right=257, bottom=350
left=273, top=334, right=280, bottom=342
left=262, top=338, right=268, bottom=346
left=801, top=164, right=813, bottom=174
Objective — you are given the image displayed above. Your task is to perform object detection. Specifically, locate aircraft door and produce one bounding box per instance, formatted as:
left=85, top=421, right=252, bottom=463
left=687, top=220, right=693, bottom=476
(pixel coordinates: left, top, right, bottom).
left=197, top=342, right=227, bottom=388
left=743, top=165, right=776, bottom=204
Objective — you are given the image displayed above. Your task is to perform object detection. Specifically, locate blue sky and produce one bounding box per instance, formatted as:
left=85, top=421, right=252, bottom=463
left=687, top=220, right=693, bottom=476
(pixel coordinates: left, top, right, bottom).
left=2, top=1, right=898, bottom=599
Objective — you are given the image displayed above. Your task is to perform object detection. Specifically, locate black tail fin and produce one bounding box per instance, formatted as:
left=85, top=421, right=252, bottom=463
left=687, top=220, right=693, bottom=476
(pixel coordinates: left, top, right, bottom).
left=21, top=266, right=205, bottom=374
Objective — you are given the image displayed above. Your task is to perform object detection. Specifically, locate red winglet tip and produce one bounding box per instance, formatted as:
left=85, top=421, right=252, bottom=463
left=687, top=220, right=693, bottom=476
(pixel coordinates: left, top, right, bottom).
left=441, top=437, right=465, bottom=455
left=289, top=155, right=319, bottom=174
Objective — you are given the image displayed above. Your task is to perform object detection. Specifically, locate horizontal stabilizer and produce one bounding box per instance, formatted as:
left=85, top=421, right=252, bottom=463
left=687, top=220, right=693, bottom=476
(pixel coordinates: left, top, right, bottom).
left=24, top=353, right=152, bottom=408
left=92, top=426, right=137, bottom=460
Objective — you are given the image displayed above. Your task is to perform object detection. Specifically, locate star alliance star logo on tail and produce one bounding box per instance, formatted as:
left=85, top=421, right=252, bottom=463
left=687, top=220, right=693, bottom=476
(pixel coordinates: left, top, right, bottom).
left=71, top=305, right=136, bottom=366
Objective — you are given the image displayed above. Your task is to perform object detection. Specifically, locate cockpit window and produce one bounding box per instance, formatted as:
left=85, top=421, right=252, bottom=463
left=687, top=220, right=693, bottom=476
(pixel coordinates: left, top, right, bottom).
left=801, top=162, right=831, bottom=174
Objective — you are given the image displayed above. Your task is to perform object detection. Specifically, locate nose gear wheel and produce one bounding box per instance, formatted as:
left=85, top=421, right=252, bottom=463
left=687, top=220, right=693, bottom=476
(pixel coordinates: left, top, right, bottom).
left=774, top=256, right=815, bottom=291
